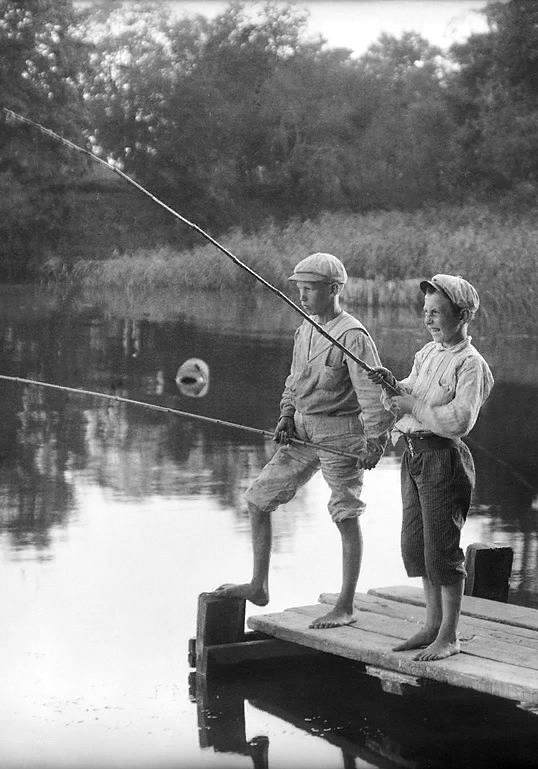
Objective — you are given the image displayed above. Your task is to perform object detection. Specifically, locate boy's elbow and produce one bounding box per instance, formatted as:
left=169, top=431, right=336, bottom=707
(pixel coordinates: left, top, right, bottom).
left=447, top=409, right=476, bottom=438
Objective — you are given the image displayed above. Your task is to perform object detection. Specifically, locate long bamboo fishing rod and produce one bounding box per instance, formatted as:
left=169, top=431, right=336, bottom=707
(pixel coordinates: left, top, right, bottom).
left=2, top=375, right=535, bottom=492
left=2, top=107, right=399, bottom=396
left=0, top=374, right=362, bottom=460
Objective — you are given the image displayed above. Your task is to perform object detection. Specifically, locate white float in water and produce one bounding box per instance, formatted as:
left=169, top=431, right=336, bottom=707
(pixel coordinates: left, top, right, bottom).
left=175, top=358, right=210, bottom=398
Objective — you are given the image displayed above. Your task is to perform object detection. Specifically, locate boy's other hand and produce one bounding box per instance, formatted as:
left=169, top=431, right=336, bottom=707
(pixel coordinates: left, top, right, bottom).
left=367, top=366, right=397, bottom=388
left=389, top=394, right=415, bottom=417
left=273, top=416, right=295, bottom=444
left=360, top=436, right=385, bottom=469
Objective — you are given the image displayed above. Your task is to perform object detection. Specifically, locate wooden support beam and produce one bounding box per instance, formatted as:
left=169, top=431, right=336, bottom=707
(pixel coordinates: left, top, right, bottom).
left=464, top=543, right=514, bottom=602
left=195, top=592, right=246, bottom=676
left=204, top=638, right=321, bottom=668
left=193, top=594, right=324, bottom=676
left=365, top=665, right=422, bottom=695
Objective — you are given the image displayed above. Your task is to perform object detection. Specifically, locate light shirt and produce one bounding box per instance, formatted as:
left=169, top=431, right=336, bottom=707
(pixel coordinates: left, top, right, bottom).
left=391, top=337, right=494, bottom=439
left=280, top=311, right=393, bottom=441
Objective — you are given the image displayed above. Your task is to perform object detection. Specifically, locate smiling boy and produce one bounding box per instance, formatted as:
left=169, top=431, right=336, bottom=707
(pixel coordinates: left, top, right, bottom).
left=369, top=274, right=494, bottom=660
left=215, top=253, right=393, bottom=629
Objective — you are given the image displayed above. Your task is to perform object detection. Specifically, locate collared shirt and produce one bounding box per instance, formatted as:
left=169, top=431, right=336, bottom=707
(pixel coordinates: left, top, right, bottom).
left=279, top=311, right=393, bottom=441
left=391, top=337, right=494, bottom=439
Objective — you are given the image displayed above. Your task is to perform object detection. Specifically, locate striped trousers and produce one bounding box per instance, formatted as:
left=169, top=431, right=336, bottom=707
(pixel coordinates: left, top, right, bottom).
left=400, top=439, right=475, bottom=585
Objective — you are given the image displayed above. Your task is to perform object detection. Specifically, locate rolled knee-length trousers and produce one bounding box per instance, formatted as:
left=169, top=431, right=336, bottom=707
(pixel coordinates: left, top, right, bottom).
left=245, top=412, right=366, bottom=523
left=400, top=440, right=475, bottom=585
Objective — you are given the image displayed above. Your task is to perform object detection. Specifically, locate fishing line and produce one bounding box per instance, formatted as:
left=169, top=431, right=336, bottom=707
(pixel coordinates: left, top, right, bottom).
left=1, top=107, right=399, bottom=396
left=0, top=375, right=361, bottom=460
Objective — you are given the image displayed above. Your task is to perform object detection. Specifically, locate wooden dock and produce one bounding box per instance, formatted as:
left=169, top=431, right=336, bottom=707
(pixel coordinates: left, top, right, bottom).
left=246, top=586, right=538, bottom=709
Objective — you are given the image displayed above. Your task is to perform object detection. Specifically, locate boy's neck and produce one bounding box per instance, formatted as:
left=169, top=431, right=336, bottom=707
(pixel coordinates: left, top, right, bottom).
left=443, top=328, right=468, bottom=348
left=317, top=302, right=342, bottom=325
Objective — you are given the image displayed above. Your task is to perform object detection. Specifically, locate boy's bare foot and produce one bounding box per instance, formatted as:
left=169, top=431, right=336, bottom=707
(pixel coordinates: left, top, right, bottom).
left=309, top=607, right=357, bottom=629
left=393, top=628, right=439, bottom=651
left=213, top=583, right=269, bottom=606
left=414, top=639, right=460, bottom=661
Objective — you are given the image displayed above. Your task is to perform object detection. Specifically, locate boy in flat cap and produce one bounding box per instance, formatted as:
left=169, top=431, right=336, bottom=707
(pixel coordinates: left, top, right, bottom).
left=215, top=253, right=393, bottom=628
left=369, top=274, right=494, bottom=660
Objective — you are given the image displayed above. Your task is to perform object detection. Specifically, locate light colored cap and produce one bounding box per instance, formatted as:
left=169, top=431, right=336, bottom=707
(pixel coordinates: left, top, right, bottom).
left=420, top=274, right=479, bottom=313
left=288, top=252, right=347, bottom=284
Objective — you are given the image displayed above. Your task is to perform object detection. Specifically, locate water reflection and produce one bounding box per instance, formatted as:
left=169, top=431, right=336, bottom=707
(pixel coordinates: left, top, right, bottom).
left=0, top=285, right=536, bottom=588
left=190, top=658, right=538, bottom=769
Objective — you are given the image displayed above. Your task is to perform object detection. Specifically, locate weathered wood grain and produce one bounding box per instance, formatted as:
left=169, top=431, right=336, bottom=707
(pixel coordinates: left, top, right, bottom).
left=368, top=585, right=538, bottom=631
left=247, top=604, right=538, bottom=703
left=292, top=599, right=538, bottom=671
left=318, top=593, right=538, bottom=663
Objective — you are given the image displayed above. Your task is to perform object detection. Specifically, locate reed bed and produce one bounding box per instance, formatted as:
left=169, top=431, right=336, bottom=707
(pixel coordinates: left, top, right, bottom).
left=71, top=204, right=537, bottom=320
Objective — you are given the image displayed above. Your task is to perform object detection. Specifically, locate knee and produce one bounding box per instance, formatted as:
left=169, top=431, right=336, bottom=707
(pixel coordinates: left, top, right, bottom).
left=247, top=501, right=270, bottom=517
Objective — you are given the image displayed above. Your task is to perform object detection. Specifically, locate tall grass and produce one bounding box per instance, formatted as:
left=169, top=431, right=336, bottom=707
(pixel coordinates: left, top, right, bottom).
left=71, top=203, right=537, bottom=320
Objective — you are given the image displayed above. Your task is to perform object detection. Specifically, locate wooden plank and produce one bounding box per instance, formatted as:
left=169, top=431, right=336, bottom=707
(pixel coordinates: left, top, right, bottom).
left=318, top=593, right=538, bottom=663
left=368, top=585, right=538, bottom=631
left=290, top=601, right=538, bottom=672
left=320, top=592, right=538, bottom=643
left=247, top=606, right=538, bottom=703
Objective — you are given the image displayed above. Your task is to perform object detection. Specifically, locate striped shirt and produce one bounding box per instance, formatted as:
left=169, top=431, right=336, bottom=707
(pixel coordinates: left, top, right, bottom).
left=391, top=337, right=494, bottom=439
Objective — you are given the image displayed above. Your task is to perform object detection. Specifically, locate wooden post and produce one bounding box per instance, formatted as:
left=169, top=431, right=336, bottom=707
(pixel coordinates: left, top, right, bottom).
left=464, top=543, right=514, bottom=602
left=195, top=592, right=246, bottom=676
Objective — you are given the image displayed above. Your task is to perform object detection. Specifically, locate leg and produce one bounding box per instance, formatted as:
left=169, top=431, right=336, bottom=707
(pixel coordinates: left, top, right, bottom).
left=412, top=445, right=472, bottom=661
left=393, top=577, right=442, bottom=650
left=414, top=578, right=463, bottom=660
left=309, top=414, right=367, bottom=629
left=309, top=516, right=362, bottom=628
left=393, top=451, right=436, bottom=650
left=214, top=502, right=271, bottom=606
left=214, top=428, right=319, bottom=606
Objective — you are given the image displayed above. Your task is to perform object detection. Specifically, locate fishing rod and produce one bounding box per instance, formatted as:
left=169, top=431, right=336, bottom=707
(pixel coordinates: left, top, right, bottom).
left=0, top=375, right=362, bottom=461
left=1, top=107, right=399, bottom=396
left=2, top=375, right=534, bottom=493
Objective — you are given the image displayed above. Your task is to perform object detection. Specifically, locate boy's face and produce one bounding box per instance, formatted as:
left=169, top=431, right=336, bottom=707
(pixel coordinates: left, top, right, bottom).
left=295, top=281, right=335, bottom=316
left=423, top=290, right=466, bottom=347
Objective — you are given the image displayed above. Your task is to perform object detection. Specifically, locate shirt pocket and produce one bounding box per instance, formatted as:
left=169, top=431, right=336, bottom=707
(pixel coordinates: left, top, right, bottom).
left=436, top=375, right=456, bottom=403
left=320, top=364, right=347, bottom=389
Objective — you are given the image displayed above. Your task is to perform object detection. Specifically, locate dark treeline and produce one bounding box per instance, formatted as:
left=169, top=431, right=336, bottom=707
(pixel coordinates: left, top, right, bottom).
left=0, top=0, right=537, bottom=279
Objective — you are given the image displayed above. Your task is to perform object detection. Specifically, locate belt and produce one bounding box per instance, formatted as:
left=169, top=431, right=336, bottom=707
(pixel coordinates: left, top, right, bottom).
left=402, top=434, right=455, bottom=457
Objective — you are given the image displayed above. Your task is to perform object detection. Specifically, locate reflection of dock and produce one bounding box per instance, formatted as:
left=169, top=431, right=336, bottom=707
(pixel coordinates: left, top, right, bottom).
left=190, top=634, right=538, bottom=769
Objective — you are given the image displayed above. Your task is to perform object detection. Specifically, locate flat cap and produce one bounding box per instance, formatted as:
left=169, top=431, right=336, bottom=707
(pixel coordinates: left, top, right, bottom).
left=420, top=274, right=480, bottom=313
left=288, top=253, right=347, bottom=284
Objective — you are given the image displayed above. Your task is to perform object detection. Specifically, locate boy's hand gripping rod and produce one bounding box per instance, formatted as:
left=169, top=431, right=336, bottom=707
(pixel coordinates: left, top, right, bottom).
left=2, top=108, right=399, bottom=396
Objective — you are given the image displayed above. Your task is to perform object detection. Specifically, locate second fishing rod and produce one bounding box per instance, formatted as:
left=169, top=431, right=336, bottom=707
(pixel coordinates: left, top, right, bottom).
left=2, top=107, right=399, bottom=397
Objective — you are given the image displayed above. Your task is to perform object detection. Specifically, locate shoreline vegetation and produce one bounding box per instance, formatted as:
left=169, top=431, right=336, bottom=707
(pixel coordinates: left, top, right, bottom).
left=67, top=204, right=536, bottom=320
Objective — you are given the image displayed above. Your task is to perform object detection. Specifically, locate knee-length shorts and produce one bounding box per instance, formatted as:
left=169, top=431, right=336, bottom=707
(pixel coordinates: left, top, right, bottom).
left=400, top=440, right=475, bottom=585
left=245, top=412, right=366, bottom=523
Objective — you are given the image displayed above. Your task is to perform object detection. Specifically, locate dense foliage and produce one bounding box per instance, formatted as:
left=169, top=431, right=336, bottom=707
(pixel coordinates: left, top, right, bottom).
left=0, top=0, right=537, bottom=278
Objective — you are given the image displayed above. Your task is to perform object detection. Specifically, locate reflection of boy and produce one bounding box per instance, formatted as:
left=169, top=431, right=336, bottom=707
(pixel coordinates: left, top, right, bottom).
left=215, top=253, right=393, bottom=629
left=369, top=274, right=494, bottom=661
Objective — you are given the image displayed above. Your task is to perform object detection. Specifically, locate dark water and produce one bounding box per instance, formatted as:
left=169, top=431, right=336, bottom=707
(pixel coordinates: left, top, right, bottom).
left=0, top=284, right=536, bottom=769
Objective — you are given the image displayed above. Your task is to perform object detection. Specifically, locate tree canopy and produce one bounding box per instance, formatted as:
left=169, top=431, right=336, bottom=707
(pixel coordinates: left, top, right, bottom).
left=1, top=0, right=537, bottom=276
